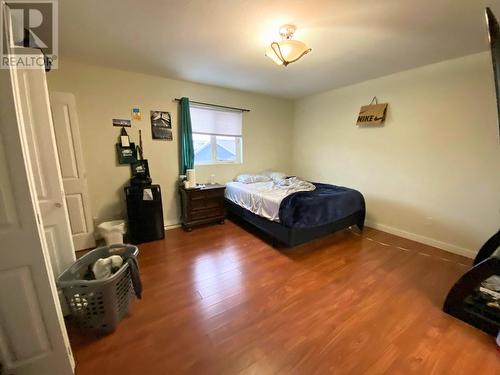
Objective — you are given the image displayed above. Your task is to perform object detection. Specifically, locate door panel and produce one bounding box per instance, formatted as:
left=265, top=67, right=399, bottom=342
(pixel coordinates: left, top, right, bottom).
left=50, top=92, right=95, bottom=250
left=17, top=67, right=76, bottom=278
left=54, top=103, right=79, bottom=179
left=0, top=133, right=18, bottom=228
left=0, top=266, right=51, bottom=364
left=44, top=225, right=64, bottom=278
left=65, top=194, right=88, bottom=234
left=0, top=5, right=75, bottom=371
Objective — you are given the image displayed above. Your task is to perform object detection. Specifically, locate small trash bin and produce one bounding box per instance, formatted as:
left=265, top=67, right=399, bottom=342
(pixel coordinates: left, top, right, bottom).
left=98, top=220, right=126, bottom=245
left=57, top=244, right=139, bottom=334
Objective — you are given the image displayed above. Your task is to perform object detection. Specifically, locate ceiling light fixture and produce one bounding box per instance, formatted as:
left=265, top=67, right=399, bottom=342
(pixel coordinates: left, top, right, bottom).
left=265, top=24, right=312, bottom=67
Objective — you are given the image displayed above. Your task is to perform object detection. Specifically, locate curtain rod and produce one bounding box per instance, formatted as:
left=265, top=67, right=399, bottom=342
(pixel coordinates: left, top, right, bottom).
left=174, top=98, right=250, bottom=112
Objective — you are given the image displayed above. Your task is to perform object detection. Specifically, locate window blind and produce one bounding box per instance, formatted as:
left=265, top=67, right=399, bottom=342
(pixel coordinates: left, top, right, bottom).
left=190, top=104, right=242, bottom=136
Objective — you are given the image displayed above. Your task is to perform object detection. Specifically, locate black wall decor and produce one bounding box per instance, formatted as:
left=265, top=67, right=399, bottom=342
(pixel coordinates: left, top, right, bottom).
left=131, top=159, right=150, bottom=178
left=116, top=143, right=137, bottom=164
left=150, top=110, right=173, bottom=140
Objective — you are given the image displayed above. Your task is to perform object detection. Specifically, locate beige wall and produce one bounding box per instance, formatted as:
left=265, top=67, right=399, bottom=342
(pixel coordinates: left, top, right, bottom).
left=47, top=60, right=293, bottom=228
left=48, top=53, right=500, bottom=257
left=293, top=52, right=500, bottom=257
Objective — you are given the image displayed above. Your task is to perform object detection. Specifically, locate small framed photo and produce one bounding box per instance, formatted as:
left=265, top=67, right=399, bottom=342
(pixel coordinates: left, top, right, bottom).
left=150, top=110, right=173, bottom=140
left=132, top=107, right=142, bottom=121
left=113, top=118, right=132, bottom=127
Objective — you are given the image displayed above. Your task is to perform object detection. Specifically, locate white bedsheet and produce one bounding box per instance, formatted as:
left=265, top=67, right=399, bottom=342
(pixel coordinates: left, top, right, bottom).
left=225, top=177, right=315, bottom=222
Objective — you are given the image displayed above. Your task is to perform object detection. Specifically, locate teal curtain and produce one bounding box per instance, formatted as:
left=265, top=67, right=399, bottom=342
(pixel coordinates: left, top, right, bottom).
left=179, top=97, right=194, bottom=174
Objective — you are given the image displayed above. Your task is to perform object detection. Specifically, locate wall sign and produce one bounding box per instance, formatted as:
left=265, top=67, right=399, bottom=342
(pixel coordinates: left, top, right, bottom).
left=356, top=97, right=388, bottom=126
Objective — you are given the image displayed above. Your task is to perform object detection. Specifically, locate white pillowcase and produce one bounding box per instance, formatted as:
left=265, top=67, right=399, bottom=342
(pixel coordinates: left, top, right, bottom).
left=234, top=174, right=271, bottom=184
left=262, top=170, right=287, bottom=182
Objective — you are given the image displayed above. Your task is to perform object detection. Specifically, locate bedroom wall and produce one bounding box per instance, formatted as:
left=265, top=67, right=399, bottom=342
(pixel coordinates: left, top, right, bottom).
left=292, top=52, right=500, bottom=257
left=47, top=60, right=293, bottom=228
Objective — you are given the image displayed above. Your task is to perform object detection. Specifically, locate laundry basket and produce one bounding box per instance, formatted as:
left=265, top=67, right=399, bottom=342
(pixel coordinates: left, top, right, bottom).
left=57, top=244, right=139, bottom=334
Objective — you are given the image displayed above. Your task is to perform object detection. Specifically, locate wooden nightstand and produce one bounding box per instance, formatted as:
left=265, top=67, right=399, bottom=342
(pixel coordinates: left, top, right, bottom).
left=179, top=184, right=226, bottom=231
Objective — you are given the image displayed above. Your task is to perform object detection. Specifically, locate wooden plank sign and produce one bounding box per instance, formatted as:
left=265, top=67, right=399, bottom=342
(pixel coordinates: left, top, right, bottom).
left=356, top=103, right=388, bottom=126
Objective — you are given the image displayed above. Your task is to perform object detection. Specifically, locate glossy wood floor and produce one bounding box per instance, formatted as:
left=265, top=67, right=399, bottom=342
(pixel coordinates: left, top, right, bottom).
left=69, top=220, right=500, bottom=374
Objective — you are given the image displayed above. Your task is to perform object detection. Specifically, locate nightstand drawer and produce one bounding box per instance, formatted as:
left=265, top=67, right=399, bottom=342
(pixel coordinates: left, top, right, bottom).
left=190, top=198, right=207, bottom=211
left=202, top=189, right=224, bottom=199
left=190, top=197, right=223, bottom=211
left=204, top=197, right=222, bottom=209
left=191, top=207, right=223, bottom=221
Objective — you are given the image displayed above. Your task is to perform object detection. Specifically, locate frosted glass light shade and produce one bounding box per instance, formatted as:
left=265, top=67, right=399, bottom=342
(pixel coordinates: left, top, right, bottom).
left=265, top=40, right=311, bottom=66
left=265, top=45, right=284, bottom=65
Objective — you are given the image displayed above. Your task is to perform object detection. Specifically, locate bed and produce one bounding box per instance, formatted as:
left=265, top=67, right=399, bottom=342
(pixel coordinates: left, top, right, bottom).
left=224, top=177, right=365, bottom=247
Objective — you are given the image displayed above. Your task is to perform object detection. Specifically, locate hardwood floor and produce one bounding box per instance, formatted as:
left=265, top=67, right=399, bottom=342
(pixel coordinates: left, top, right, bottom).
left=69, top=220, right=499, bottom=374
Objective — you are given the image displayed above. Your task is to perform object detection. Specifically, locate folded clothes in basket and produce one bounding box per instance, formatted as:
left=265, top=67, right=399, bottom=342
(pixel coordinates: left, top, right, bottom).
left=92, top=255, right=123, bottom=280
left=91, top=254, right=142, bottom=299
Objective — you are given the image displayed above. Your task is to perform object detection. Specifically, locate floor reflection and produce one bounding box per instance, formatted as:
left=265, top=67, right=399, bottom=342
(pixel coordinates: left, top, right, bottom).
left=192, top=247, right=244, bottom=320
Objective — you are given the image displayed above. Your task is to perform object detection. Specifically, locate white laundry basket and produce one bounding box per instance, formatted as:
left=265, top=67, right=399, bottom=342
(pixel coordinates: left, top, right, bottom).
left=98, top=220, right=126, bottom=245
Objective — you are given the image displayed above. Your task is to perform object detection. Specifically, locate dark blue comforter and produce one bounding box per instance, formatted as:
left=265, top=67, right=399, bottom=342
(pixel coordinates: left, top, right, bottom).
left=279, top=183, right=365, bottom=228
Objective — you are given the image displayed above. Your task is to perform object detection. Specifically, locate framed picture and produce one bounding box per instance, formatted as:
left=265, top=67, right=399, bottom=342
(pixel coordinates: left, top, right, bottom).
left=112, top=118, right=132, bottom=127
left=150, top=110, right=173, bottom=140
left=116, top=143, right=137, bottom=164
left=131, top=107, right=142, bottom=120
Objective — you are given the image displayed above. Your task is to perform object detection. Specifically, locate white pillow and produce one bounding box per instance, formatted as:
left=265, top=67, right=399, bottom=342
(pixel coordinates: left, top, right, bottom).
left=234, top=174, right=271, bottom=184
left=262, top=170, right=287, bottom=182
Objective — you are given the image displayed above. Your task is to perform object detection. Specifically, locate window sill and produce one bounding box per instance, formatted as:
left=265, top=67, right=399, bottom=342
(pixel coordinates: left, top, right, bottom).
left=195, top=161, right=242, bottom=166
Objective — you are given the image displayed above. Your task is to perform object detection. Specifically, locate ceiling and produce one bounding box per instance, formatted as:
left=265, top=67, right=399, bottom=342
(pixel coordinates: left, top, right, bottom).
left=59, top=0, right=499, bottom=99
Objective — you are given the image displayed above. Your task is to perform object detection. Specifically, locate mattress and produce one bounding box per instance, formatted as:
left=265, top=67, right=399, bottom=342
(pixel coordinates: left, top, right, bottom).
left=225, top=181, right=285, bottom=222
left=226, top=180, right=366, bottom=229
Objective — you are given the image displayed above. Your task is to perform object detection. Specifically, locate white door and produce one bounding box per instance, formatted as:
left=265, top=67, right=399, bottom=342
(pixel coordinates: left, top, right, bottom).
left=17, top=65, right=76, bottom=279
left=0, top=6, right=74, bottom=375
left=50, top=92, right=96, bottom=251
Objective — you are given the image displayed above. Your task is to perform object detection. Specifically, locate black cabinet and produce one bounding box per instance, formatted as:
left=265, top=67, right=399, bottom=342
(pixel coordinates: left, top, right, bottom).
left=125, top=184, right=164, bottom=244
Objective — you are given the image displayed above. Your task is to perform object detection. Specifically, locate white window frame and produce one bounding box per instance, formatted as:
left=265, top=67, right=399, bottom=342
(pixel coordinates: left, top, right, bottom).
left=193, top=133, right=243, bottom=165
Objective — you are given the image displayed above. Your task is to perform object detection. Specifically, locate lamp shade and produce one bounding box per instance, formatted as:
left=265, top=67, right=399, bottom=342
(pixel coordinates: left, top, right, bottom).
left=265, top=45, right=284, bottom=65
left=265, top=39, right=311, bottom=66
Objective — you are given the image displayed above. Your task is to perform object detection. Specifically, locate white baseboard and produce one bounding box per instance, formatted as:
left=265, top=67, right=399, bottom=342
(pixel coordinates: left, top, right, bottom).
left=164, top=223, right=182, bottom=230
left=161, top=220, right=476, bottom=259
left=365, top=220, right=476, bottom=259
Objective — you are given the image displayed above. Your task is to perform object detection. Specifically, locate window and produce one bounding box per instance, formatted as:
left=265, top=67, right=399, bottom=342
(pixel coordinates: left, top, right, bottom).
left=190, top=104, right=243, bottom=165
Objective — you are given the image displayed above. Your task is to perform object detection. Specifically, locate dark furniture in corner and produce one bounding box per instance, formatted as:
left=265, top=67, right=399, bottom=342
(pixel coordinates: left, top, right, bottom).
left=443, top=230, right=500, bottom=335
left=179, top=185, right=225, bottom=231
left=125, top=184, right=164, bottom=244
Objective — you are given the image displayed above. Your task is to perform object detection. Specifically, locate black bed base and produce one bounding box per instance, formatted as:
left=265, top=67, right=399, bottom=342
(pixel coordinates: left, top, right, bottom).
left=225, top=199, right=365, bottom=247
